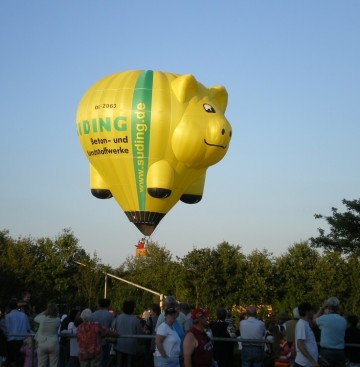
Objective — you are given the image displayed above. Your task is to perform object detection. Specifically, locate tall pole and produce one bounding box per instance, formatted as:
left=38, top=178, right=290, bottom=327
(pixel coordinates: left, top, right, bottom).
left=73, top=260, right=164, bottom=306
left=104, top=273, right=108, bottom=298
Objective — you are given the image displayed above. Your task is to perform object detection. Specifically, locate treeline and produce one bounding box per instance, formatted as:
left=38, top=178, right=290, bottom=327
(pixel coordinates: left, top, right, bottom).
left=1, top=228, right=360, bottom=318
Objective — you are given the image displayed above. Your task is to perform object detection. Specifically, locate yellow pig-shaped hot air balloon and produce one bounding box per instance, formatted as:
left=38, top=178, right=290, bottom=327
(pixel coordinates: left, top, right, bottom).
left=76, top=70, right=232, bottom=236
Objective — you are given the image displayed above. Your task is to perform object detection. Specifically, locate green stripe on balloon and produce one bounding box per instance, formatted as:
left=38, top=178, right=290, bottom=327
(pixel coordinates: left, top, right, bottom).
left=131, top=70, right=153, bottom=211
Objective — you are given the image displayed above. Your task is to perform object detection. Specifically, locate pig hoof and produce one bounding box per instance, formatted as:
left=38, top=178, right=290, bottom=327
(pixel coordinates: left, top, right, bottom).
left=148, top=188, right=172, bottom=199
left=180, top=194, right=202, bottom=204
left=91, top=189, right=113, bottom=199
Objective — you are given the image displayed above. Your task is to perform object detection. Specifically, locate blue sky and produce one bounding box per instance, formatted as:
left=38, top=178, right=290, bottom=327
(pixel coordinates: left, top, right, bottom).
left=1, top=1, right=359, bottom=267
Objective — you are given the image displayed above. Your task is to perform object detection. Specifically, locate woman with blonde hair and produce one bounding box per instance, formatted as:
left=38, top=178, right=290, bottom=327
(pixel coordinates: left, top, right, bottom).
left=34, top=303, right=61, bottom=367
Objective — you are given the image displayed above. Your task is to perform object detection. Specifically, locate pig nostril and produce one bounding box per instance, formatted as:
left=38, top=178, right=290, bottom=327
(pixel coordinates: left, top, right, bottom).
left=221, top=129, right=225, bottom=135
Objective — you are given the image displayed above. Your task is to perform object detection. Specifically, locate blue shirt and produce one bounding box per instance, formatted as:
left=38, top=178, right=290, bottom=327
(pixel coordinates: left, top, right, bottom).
left=316, top=313, right=346, bottom=349
left=5, top=309, right=31, bottom=341
left=91, top=309, right=114, bottom=328
left=173, top=319, right=185, bottom=353
left=239, top=317, right=265, bottom=340
left=91, top=309, right=114, bottom=345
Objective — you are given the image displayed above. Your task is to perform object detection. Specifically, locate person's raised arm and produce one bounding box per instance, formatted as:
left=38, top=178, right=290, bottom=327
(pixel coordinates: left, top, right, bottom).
left=34, top=311, right=46, bottom=324
left=313, top=302, right=327, bottom=320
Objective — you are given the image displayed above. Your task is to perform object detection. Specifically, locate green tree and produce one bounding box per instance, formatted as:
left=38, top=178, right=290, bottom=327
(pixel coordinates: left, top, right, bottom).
left=211, top=242, right=246, bottom=307
left=29, top=229, right=96, bottom=309
left=342, top=254, right=360, bottom=314
left=71, top=251, right=108, bottom=309
left=0, top=228, right=101, bottom=311
left=179, top=247, right=217, bottom=308
left=113, top=243, right=178, bottom=312
left=311, top=250, right=348, bottom=309
left=273, top=242, right=319, bottom=312
left=0, top=230, right=36, bottom=306
left=310, top=198, right=360, bottom=254
left=242, top=249, right=275, bottom=307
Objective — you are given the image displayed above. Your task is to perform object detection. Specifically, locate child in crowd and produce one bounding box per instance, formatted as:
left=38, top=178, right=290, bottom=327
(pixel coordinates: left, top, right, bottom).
left=20, top=337, right=37, bottom=367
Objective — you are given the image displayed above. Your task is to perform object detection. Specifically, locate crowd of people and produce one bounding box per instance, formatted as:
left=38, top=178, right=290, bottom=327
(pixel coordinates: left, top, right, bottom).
left=0, top=293, right=359, bottom=367
left=238, top=297, right=360, bottom=367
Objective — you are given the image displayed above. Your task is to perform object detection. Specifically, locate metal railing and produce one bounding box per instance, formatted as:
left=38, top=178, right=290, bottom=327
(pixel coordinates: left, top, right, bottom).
left=6, top=333, right=360, bottom=367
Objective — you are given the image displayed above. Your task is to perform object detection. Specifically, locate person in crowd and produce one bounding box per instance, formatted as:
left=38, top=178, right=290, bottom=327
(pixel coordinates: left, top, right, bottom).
left=209, top=307, right=236, bottom=367
left=20, top=291, right=31, bottom=306
left=20, top=336, right=37, bottom=367
left=172, top=303, right=186, bottom=357
left=314, top=297, right=346, bottom=367
left=34, top=303, right=61, bottom=367
left=266, top=322, right=281, bottom=362
left=60, top=308, right=80, bottom=367
left=285, top=308, right=300, bottom=349
left=92, top=299, right=114, bottom=367
left=154, top=307, right=181, bottom=367
left=285, top=307, right=300, bottom=366
left=225, top=309, right=237, bottom=337
left=239, top=305, right=266, bottom=367
left=19, top=291, right=35, bottom=330
left=142, top=308, right=151, bottom=322
left=156, top=300, right=186, bottom=365
left=5, top=297, right=31, bottom=367
left=0, top=311, right=7, bottom=367
left=144, top=303, right=161, bottom=367
left=268, top=322, right=291, bottom=367
left=179, top=303, right=192, bottom=332
left=294, top=302, right=318, bottom=367
left=345, top=315, right=360, bottom=367
left=61, top=313, right=82, bottom=367
left=277, top=312, right=289, bottom=333
left=156, top=297, right=186, bottom=333
left=183, top=307, right=214, bottom=367
left=113, top=300, right=142, bottom=367
left=20, top=292, right=33, bottom=315
left=77, top=308, right=116, bottom=367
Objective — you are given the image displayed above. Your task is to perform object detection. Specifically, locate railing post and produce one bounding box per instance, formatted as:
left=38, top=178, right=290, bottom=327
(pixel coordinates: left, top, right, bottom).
left=31, top=334, right=36, bottom=367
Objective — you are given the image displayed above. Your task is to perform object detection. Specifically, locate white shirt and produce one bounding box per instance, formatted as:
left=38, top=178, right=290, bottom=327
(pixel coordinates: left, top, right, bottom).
left=154, top=322, right=181, bottom=358
left=67, top=322, right=78, bottom=357
left=295, top=318, right=318, bottom=367
left=240, top=317, right=265, bottom=340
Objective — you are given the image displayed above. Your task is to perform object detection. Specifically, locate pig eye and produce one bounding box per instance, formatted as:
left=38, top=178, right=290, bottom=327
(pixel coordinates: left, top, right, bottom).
left=203, top=104, right=216, bottom=113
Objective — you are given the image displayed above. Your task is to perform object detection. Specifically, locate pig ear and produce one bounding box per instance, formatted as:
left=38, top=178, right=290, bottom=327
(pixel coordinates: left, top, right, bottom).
left=172, top=74, right=198, bottom=102
left=209, top=85, right=228, bottom=113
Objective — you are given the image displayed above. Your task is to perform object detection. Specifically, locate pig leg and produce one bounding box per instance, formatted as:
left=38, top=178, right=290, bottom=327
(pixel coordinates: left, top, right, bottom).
left=180, top=172, right=205, bottom=204
left=90, top=163, right=113, bottom=199
left=147, top=160, right=174, bottom=199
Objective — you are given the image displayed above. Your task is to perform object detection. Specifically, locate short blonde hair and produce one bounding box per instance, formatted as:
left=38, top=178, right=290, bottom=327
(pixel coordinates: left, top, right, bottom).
left=80, top=308, right=92, bottom=321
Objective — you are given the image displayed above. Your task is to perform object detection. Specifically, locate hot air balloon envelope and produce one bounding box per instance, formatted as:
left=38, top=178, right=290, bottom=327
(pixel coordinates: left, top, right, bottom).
left=76, top=70, right=232, bottom=235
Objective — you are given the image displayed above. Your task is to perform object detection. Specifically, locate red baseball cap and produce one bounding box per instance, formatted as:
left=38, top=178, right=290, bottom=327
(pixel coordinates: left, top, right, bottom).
left=191, top=308, right=209, bottom=320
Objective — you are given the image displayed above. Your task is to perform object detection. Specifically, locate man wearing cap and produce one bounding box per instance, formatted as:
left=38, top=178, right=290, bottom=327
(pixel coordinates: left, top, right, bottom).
left=183, top=308, right=213, bottom=367
left=314, top=297, right=346, bottom=367
left=154, top=307, right=181, bottom=367
left=239, top=305, right=266, bottom=367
